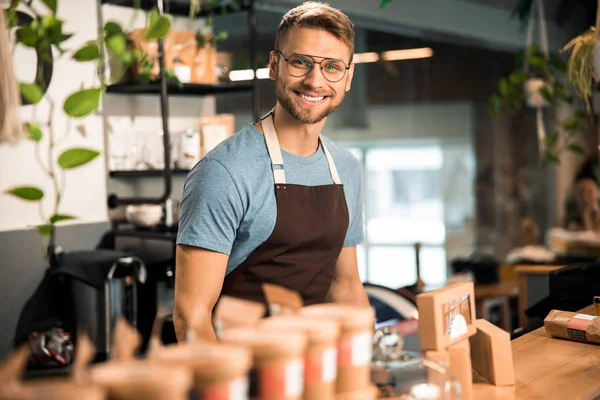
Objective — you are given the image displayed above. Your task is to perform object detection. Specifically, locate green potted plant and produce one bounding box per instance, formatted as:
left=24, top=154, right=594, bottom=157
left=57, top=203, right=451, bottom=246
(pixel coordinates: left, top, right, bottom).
left=489, top=45, right=588, bottom=164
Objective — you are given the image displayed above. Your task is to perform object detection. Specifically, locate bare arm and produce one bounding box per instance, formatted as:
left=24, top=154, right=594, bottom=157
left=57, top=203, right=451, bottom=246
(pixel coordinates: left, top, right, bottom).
left=327, top=246, right=370, bottom=307
left=173, top=244, right=228, bottom=343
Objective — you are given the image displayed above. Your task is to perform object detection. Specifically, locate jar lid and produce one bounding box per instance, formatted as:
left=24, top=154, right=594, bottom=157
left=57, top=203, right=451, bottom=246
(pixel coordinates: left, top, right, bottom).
left=260, top=315, right=340, bottom=345
left=219, top=327, right=307, bottom=360
left=151, top=342, right=252, bottom=379
left=0, top=380, right=106, bottom=400
left=299, top=304, right=375, bottom=331
left=90, top=360, right=192, bottom=393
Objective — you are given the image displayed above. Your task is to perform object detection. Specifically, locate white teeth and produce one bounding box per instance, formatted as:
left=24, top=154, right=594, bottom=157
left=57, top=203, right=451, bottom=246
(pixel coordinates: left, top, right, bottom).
left=300, top=94, right=324, bottom=102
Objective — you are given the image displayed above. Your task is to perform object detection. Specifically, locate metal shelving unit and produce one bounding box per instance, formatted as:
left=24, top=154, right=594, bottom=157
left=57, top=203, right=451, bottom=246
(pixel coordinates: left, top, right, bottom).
left=105, top=81, right=254, bottom=96
left=100, top=0, right=260, bottom=230
left=109, top=169, right=191, bottom=178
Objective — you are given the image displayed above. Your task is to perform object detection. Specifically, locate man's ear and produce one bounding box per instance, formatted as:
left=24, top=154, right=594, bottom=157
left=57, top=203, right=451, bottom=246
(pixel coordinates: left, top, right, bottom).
left=345, top=63, right=355, bottom=92
left=269, top=51, right=277, bottom=80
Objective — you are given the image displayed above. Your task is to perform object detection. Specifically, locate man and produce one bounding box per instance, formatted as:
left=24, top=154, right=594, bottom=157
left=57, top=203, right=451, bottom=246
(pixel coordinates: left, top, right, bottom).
left=174, top=1, right=369, bottom=343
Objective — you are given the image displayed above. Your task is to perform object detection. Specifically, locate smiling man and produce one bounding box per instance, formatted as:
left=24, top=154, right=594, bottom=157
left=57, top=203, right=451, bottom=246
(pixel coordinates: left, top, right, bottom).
left=174, top=1, right=369, bottom=342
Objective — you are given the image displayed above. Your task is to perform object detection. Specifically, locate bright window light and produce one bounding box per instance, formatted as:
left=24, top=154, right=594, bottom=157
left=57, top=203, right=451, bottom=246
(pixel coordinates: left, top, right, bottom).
left=381, top=47, right=433, bottom=61
left=353, top=52, right=379, bottom=64
left=229, top=69, right=254, bottom=81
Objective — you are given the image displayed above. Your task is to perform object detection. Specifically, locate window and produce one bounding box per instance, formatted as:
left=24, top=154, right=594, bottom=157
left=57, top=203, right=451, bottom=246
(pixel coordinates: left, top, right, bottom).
left=345, top=143, right=475, bottom=289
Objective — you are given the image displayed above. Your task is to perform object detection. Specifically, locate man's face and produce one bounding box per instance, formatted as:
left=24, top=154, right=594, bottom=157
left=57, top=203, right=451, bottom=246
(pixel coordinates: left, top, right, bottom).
left=269, top=27, right=354, bottom=124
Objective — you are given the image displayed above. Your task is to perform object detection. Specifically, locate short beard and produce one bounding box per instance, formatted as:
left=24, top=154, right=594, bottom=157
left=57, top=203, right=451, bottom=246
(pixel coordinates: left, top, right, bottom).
left=275, top=80, right=342, bottom=124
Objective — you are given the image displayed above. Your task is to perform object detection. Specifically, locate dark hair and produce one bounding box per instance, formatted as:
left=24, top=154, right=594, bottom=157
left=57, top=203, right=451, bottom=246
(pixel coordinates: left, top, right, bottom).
left=275, top=1, right=355, bottom=63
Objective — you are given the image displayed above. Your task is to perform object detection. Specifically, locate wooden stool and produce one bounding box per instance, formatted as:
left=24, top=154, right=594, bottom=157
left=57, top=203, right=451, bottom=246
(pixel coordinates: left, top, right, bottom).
left=474, top=282, right=519, bottom=332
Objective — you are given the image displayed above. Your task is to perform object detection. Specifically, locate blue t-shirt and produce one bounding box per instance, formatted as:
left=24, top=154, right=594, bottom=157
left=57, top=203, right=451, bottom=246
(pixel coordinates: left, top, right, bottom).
left=176, top=124, right=364, bottom=275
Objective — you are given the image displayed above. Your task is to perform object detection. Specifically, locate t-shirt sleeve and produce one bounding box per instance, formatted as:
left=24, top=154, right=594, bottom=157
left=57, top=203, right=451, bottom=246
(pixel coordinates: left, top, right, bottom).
left=343, top=160, right=365, bottom=247
left=176, top=156, right=244, bottom=255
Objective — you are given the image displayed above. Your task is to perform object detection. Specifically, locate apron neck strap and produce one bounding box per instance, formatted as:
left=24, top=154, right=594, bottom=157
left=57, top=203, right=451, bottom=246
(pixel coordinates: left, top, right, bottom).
left=261, top=111, right=342, bottom=185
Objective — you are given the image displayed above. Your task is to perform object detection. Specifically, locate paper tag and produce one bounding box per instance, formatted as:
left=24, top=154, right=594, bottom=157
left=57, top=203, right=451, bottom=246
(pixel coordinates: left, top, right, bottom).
left=338, top=332, right=372, bottom=367
left=305, top=347, right=337, bottom=384
left=322, top=347, right=337, bottom=382
left=285, top=359, right=304, bottom=397
left=203, top=377, right=248, bottom=400
left=448, top=314, right=468, bottom=341
left=567, top=314, right=598, bottom=341
left=259, top=359, right=304, bottom=398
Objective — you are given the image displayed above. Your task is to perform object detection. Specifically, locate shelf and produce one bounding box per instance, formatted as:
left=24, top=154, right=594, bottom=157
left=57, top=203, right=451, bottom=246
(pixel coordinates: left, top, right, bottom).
left=105, top=82, right=254, bottom=96
left=109, top=169, right=191, bottom=178
left=113, top=228, right=178, bottom=241
left=100, top=0, right=249, bottom=17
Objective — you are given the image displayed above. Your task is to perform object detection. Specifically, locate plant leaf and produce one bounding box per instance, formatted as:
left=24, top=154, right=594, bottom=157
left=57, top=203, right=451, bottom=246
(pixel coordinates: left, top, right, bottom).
left=529, top=54, right=547, bottom=68
left=41, top=0, right=57, bottom=13
left=545, top=131, right=558, bottom=146
left=539, top=87, right=553, bottom=104
left=63, top=88, right=103, bottom=118
left=58, top=148, right=100, bottom=169
left=489, top=94, right=503, bottom=117
left=103, top=22, right=123, bottom=36
left=16, top=24, right=38, bottom=47
left=509, top=70, right=526, bottom=85
left=26, top=123, right=43, bottom=142
left=19, top=83, right=43, bottom=104
left=567, top=144, right=585, bottom=154
left=545, top=150, right=560, bottom=164
left=50, top=214, right=76, bottom=223
left=562, top=117, right=583, bottom=132
left=73, top=42, right=100, bottom=61
left=379, top=0, right=392, bottom=8
left=42, top=15, right=70, bottom=46
left=145, top=10, right=171, bottom=40
left=499, top=78, right=510, bottom=97
left=36, top=224, right=53, bottom=236
left=105, top=33, right=127, bottom=56
left=5, top=186, right=44, bottom=201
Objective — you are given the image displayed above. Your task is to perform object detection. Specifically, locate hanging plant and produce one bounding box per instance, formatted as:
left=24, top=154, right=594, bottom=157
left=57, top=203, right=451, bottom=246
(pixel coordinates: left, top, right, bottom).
left=561, top=0, right=600, bottom=112
left=489, top=0, right=589, bottom=165
left=489, top=45, right=588, bottom=164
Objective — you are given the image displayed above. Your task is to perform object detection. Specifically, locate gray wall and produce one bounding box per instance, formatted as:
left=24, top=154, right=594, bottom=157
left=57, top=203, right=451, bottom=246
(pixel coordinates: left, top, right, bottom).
left=0, top=222, right=110, bottom=358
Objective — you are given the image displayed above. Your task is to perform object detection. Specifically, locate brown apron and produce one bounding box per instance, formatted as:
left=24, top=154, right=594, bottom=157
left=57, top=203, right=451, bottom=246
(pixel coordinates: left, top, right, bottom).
left=220, top=111, right=350, bottom=307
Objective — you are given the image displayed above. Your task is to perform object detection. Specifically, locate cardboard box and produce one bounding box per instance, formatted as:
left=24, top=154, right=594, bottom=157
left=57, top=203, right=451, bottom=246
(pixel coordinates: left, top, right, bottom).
left=199, top=114, right=235, bottom=157
left=424, top=349, right=450, bottom=368
left=127, top=29, right=216, bottom=84
left=416, top=282, right=477, bottom=350
left=469, top=319, right=515, bottom=386
left=424, top=349, right=451, bottom=395
left=447, top=338, right=472, bottom=400
left=191, top=34, right=216, bottom=84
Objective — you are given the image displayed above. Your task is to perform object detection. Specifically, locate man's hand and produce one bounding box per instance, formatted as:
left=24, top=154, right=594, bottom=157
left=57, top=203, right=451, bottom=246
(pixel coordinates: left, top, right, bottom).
left=327, top=246, right=370, bottom=307
left=173, top=244, right=229, bottom=343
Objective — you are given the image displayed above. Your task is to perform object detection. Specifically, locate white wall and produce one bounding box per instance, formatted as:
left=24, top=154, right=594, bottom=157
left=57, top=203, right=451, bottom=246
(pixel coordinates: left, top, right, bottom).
left=0, top=1, right=214, bottom=232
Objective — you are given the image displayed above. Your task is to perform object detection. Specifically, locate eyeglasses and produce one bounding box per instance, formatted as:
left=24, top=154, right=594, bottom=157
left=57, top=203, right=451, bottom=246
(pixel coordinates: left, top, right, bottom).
left=276, top=49, right=350, bottom=83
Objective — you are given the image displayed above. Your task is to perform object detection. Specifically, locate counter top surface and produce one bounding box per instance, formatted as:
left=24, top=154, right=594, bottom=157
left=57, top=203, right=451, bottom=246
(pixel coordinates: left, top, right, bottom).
left=473, top=304, right=600, bottom=400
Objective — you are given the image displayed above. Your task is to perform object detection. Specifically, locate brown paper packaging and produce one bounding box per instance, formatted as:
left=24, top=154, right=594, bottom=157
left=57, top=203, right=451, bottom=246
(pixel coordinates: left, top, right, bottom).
left=416, top=282, right=477, bottom=350
left=544, top=309, right=600, bottom=344
left=262, top=283, right=304, bottom=316
left=213, top=295, right=265, bottom=335
left=469, top=319, right=514, bottom=386
left=447, top=338, right=472, bottom=400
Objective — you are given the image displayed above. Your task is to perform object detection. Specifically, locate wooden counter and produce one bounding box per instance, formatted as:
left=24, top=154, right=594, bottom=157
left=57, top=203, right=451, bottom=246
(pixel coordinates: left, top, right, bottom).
left=473, top=305, right=600, bottom=399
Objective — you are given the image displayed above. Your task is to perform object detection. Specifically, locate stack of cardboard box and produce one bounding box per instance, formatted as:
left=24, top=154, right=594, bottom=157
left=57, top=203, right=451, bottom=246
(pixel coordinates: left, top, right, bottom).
left=417, top=282, right=515, bottom=399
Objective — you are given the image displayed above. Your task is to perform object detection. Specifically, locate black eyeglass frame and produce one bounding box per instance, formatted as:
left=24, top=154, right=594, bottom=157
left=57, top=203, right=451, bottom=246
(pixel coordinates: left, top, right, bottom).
left=275, top=49, right=351, bottom=83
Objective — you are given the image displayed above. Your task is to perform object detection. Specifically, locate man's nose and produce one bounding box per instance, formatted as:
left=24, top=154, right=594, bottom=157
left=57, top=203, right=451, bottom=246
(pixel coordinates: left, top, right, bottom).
left=302, top=65, right=326, bottom=88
